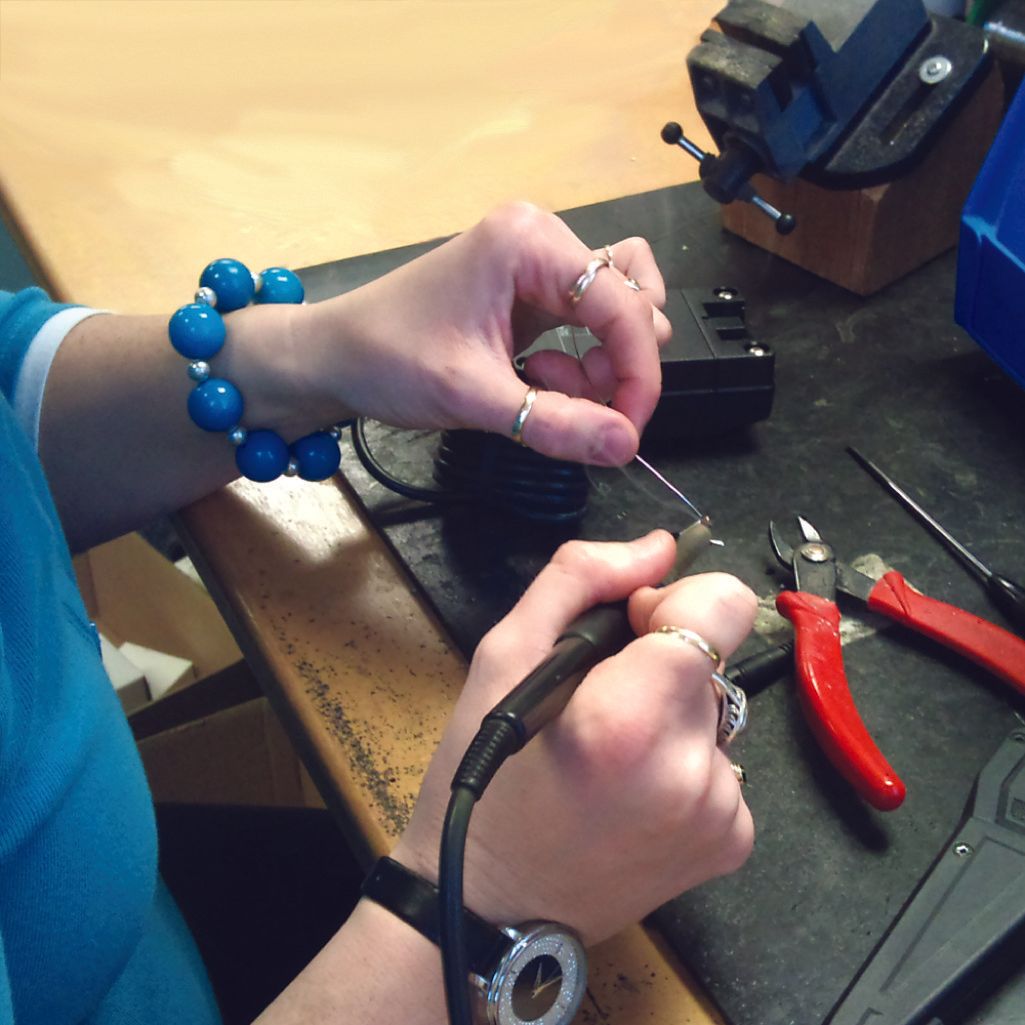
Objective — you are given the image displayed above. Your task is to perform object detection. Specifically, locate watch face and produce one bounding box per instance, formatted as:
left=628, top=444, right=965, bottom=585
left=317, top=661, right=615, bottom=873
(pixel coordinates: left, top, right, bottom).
left=485, top=922, right=587, bottom=1025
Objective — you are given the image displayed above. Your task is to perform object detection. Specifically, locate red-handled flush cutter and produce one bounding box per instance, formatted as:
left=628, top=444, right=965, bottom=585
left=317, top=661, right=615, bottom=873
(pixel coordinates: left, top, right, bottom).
left=769, top=516, right=1025, bottom=812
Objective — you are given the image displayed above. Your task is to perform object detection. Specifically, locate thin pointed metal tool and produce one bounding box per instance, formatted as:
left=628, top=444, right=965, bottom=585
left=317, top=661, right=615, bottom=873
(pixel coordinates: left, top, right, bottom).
left=847, top=446, right=1025, bottom=634
left=634, top=453, right=704, bottom=520
left=632, top=455, right=723, bottom=580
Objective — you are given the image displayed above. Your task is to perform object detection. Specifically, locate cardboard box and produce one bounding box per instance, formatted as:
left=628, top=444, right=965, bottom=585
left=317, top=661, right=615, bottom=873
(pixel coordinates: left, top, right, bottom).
left=99, top=633, right=150, bottom=714
left=137, top=695, right=324, bottom=809
left=74, top=531, right=241, bottom=686
left=76, top=532, right=322, bottom=809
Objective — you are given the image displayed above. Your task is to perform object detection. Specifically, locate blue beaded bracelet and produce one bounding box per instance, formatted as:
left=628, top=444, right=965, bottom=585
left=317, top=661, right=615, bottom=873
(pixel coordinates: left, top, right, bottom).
left=168, top=258, right=342, bottom=483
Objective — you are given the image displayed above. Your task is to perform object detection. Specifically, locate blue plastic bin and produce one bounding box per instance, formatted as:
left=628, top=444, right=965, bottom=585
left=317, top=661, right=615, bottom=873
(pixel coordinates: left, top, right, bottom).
left=956, top=77, right=1025, bottom=388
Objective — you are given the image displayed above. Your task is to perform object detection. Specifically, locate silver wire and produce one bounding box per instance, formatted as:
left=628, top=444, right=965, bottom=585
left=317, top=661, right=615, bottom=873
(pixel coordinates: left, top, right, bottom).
left=633, top=454, right=704, bottom=520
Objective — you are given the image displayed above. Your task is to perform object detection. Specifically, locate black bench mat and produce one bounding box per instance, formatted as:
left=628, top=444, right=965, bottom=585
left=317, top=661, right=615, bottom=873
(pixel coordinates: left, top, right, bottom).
left=300, top=183, right=1025, bottom=1025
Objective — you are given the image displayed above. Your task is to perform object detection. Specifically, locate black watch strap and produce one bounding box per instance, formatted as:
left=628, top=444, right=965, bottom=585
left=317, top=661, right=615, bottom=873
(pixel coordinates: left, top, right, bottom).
left=361, top=857, right=511, bottom=979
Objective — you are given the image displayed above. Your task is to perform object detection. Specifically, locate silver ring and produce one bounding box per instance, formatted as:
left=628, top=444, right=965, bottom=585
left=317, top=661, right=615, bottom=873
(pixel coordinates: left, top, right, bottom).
left=602, top=243, right=616, bottom=269
left=510, top=386, right=538, bottom=445
left=654, top=624, right=721, bottom=666
left=624, top=277, right=641, bottom=292
left=568, top=255, right=611, bottom=305
left=711, top=670, right=748, bottom=746
left=730, top=762, right=748, bottom=785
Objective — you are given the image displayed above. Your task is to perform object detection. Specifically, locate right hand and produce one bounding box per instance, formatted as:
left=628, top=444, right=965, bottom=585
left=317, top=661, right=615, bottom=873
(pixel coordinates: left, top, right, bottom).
left=392, top=530, right=758, bottom=945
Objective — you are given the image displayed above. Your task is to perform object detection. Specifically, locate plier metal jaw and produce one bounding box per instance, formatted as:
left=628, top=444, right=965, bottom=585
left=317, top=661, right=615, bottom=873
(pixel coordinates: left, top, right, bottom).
left=769, top=516, right=1025, bottom=813
left=769, top=516, right=837, bottom=600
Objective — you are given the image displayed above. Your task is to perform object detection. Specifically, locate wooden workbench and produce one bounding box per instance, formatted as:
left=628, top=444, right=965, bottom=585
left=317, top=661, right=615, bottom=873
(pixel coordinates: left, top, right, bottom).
left=0, top=3, right=727, bottom=1021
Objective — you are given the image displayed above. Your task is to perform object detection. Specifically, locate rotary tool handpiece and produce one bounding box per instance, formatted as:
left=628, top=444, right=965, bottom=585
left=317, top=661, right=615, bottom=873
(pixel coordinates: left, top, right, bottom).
left=487, top=519, right=715, bottom=746
left=486, top=604, right=634, bottom=747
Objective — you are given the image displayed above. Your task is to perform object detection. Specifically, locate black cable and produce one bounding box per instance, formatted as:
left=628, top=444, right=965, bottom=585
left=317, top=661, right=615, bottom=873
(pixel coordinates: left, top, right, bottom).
left=723, top=640, right=794, bottom=696
left=350, top=417, right=589, bottom=522
left=439, top=786, right=478, bottom=1025
left=351, top=416, right=455, bottom=504
left=438, top=606, right=634, bottom=1025
left=440, top=717, right=521, bottom=1025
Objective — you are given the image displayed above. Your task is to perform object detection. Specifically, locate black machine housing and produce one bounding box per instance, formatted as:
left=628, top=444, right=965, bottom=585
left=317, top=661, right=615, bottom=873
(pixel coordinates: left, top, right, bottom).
left=520, top=285, right=774, bottom=443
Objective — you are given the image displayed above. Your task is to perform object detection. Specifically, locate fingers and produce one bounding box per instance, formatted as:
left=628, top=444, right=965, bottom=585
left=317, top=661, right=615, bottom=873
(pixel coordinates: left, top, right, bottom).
left=604, top=237, right=667, bottom=309
left=493, top=206, right=665, bottom=435
left=557, top=573, right=756, bottom=774
left=471, top=532, right=677, bottom=701
left=629, top=572, right=759, bottom=664
left=521, top=340, right=660, bottom=407
left=567, top=266, right=662, bottom=430
left=577, top=574, right=755, bottom=746
left=520, top=391, right=640, bottom=465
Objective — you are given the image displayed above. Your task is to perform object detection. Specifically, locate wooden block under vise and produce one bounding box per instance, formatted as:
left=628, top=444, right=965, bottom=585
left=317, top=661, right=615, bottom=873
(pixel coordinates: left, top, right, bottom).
left=720, top=66, right=1006, bottom=296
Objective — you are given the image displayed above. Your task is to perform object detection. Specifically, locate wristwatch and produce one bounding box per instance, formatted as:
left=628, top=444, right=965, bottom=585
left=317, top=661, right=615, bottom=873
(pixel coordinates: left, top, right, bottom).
left=362, top=857, right=588, bottom=1025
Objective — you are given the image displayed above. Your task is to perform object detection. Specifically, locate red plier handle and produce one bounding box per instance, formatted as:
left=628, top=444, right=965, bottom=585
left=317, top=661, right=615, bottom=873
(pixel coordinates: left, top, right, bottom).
left=776, top=591, right=906, bottom=811
left=868, top=571, right=1025, bottom=693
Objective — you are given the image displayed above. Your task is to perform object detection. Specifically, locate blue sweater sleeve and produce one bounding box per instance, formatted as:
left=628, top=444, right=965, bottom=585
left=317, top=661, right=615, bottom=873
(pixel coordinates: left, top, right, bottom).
left=0, top=288, right=78, bottom=404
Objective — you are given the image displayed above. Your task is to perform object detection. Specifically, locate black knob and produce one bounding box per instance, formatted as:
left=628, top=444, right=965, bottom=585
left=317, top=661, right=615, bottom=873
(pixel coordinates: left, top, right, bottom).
left=661, top=121, right=684, bottom=145
left=775, top=212, right=797, bottom=236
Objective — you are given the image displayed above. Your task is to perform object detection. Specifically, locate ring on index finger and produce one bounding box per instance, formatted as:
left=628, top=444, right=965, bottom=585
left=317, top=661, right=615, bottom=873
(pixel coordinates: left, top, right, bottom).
left=568, top=254, right=612, bottom=306
left=510, top=386, right=539, bottom=445
left=655, top=625, right=720, bottom=666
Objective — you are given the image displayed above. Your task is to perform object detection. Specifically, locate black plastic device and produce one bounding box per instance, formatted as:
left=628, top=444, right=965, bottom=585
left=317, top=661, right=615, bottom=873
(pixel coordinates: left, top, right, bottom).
left=650, top=286, right=774, bottom=440
left=825, top=730, right=1025, bottom=1025
left=520, top=285, right=774, bottom=443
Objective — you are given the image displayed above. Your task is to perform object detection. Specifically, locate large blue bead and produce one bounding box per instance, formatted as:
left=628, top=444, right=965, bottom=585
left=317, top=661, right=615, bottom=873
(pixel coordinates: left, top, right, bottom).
left=256, top=267, right=305, bottom=305
left=168, top=303, right=226, bottom=360
left=290, top=431, right=341, bottom=481
left=200, top=258, right=255, bottom=312
left=236, top=429, right=290, bottom=482
left=187, top=378, right=244, bottom=432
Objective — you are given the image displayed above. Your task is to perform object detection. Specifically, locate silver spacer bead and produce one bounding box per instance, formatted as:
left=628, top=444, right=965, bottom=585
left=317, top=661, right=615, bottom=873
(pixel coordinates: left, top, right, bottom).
left=227, top=426, right=248, bottom=446
left=195, top=286, right=217, bottom=307
left=327, top=425, right=343, bottom=441
left=252, top=270, right=263, bottom=294
left=284, top=456, right=300, bottom=477
left=187, top=360, right=211, bottom=382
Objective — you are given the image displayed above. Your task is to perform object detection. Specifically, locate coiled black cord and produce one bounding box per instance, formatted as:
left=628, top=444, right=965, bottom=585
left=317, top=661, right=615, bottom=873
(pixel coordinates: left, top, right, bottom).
left=350, top=417, right=589, bottom=522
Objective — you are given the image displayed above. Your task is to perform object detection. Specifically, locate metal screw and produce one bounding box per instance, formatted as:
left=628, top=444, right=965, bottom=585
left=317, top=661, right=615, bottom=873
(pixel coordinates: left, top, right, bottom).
left=919, top=56, right=953, bottom=85
left=714, top=287, right=738, bottom=300
left=953, top=841, right=973, bottom=857
left=801, top=543, right=831, bottom=563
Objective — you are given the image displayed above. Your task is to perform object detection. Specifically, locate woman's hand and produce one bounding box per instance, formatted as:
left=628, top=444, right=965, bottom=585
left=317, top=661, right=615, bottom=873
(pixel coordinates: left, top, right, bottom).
left=302, top=202, right=670, bottom=466
left=38, top=203, right=667, bottom=548
left=392, top=530, right=757, bottom=945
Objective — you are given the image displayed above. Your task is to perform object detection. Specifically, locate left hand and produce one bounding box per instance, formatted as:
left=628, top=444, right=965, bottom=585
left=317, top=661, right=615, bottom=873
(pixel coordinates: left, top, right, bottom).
left=301, top=202, right=670, bottom=466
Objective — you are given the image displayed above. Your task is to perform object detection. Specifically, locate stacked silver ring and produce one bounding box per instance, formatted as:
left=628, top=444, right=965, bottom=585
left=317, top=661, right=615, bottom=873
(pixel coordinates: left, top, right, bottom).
left=568, top=254, right=612, bottom=305
left=710, top=671, right=748, bottom=747
left=654, top=624, right=749, bottom=747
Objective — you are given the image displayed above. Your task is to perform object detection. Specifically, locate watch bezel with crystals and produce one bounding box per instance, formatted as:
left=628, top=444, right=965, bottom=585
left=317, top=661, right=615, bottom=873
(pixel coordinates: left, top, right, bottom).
left=475, top=921, right=588, bottom=1025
